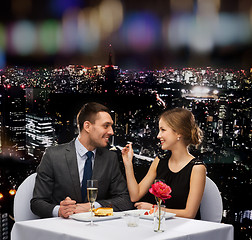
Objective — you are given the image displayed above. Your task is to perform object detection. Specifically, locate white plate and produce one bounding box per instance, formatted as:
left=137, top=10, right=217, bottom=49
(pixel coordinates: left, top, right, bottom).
left=70, top=212, right=124, bottom=222
left=123, top=209, right=176, bottom=220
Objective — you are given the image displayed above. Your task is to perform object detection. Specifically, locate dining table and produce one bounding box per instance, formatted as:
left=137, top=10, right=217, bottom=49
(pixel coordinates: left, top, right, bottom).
left=11, top=210, right=234, bottom=240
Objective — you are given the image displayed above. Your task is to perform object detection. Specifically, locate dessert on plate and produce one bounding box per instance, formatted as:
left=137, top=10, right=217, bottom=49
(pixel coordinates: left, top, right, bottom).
left=94, top=207, right=113, bottom=216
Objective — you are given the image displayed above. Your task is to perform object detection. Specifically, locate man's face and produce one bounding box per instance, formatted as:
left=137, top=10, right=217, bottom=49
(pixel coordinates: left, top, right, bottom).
left=88, top=111, right=114, bottom=148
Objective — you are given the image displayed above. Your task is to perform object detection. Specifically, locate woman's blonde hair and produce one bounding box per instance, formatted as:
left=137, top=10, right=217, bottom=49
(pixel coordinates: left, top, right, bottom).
left=160, top=108, right=203, bottom=146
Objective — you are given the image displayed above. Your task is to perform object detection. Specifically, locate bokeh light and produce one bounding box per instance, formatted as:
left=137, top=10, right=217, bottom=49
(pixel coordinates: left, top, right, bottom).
left=77, top=8, right=100, bottom=54
left=0, top=50, right=6, bottom=68
left=10, top=20, right=37, bottom=55
left=0, top=0, right=250, bottom=67
left=9, top=189, right=16, bottom=196
left=167, top=14, right=192, bottom=49
left=98, top=0, right=123, bottom=38
left=61, top=8, right=80, bottom=54
left=189, top=16, right=217, bottom=53
left=167, top=12, right=252, bottom=53
left=215, top=14, right=252, bottom=46
left=0, top=23, right=6, bottom=68
left=0, top=23, right=6, bottom=50
left=38, top=20, right=61, bottom=55
left=121, top=13, right=160, bottom=52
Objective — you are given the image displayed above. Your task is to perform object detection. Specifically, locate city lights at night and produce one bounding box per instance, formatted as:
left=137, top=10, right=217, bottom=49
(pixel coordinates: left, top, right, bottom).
left=0, top=63, right=251, bottom=239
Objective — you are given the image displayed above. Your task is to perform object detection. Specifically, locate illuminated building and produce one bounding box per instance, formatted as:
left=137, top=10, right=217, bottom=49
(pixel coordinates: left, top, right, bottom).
left=206, top=116, right=214, bottom=144
left=26, top=114, right=55, bottom=162
left=0, top=212, right=9, bottom=240
left=26, top=88, right=51, bottom=114
left=104, top=45, right=118, bottom=94
left=1, top=86, right=26, bottom=159
left=218, top=119, right=224, bottom=138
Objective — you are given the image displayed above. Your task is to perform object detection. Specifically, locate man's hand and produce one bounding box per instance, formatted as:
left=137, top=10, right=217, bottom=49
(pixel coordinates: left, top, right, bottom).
left=74, top=203, right=91, bottom=214
left=58, top=197, right=76, bottom=218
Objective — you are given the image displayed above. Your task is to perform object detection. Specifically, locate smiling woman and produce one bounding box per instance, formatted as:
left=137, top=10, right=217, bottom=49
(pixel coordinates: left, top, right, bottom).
left=122, top=107, right=206, bottom=219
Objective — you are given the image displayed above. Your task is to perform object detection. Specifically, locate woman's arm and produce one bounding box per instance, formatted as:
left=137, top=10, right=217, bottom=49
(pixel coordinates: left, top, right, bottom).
left=163, top=164, right=206, bottom=218
left=122, top=144, right=159, bottom=202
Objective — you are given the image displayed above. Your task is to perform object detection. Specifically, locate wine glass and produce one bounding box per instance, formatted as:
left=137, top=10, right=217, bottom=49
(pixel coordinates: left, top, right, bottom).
left=87, top=179, right=98, bottom=226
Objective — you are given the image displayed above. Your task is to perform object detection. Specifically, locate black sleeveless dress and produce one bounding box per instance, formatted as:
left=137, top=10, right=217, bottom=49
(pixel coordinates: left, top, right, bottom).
left=156, top=153, right=205, bottom=219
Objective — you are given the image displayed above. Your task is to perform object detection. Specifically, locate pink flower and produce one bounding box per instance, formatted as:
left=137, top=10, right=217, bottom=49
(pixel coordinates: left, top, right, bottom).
left=149, top=181, right=172, bottom=202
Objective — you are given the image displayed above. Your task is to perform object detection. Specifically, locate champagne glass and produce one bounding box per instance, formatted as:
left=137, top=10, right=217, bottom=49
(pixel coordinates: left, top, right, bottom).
left=87, top=179, right=98, bottom=226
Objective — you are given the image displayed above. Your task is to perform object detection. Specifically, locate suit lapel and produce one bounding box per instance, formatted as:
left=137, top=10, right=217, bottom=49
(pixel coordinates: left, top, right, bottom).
left=92, top=148, right=103, bottom=180
left=65, top=139, right=82, bottom=202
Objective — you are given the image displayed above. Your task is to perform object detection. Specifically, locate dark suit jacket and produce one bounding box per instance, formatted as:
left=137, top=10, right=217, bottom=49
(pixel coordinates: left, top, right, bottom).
left=31, top=139, right=133, bottom=218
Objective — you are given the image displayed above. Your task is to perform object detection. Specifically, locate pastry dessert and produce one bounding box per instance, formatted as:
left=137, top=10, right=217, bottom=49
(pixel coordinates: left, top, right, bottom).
left=94, top=207, right=113, bottom=216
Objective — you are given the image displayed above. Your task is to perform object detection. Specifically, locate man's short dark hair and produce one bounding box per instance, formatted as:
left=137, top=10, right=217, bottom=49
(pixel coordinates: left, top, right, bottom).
left=77, top=102, right=110, bottom=131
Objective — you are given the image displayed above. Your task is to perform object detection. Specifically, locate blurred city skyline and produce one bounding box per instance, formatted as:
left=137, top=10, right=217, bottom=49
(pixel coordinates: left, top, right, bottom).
left=0, top=0, right=252, bottom=69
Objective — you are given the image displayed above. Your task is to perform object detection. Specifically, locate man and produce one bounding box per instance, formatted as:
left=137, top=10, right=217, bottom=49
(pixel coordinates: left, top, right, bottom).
left=31, top=102, right=133, bottom=218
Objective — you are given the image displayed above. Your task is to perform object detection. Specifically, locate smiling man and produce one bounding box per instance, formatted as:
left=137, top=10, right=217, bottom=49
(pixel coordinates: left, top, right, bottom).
left=31, top=102, right=133, bottom=218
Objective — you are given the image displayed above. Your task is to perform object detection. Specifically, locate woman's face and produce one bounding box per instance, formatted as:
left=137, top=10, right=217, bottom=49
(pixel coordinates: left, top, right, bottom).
left=157, top=117, right=180, bottom=150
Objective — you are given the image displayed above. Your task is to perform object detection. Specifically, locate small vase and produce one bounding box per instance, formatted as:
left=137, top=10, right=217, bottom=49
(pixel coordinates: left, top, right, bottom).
left=154, top=203, right=165, bottom=232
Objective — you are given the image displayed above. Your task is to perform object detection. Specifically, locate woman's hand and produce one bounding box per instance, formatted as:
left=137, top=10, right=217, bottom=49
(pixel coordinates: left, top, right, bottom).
left=121, top=143, right=134, bottom=166
left=134, top=202, right=153, bottom=210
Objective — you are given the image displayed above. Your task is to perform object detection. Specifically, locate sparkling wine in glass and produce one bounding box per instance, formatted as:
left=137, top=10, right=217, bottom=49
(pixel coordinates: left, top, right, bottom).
left=87, top=180, right=98, bottom=226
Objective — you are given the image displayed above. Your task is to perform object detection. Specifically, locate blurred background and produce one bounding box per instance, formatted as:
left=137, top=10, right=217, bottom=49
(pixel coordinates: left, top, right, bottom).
left=0, top=0, right=252, bottom=69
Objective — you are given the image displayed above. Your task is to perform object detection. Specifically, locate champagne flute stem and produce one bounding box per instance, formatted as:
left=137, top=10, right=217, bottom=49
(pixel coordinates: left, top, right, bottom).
left=90, top=203, right=93, bottom=225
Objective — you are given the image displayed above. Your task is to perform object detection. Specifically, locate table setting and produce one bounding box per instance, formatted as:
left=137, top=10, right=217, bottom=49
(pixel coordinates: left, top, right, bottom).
left=11, top=179, right=234, bottom=240
left=70, top=179, right=175, bottom=231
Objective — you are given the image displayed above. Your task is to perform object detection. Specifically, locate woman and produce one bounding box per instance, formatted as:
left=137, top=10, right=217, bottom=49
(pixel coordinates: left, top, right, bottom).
left=122, top=108, right=206, bottom=219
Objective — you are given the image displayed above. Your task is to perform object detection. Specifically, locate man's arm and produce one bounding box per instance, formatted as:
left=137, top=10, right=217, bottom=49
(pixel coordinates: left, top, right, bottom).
left=30, top=148, right=58, bottom=218
left=97, top=152, right=134, bottom=211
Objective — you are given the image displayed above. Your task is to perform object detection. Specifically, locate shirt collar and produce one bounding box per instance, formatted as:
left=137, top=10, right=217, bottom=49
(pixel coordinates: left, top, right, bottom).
left=75, top=137, right=96, bottom=158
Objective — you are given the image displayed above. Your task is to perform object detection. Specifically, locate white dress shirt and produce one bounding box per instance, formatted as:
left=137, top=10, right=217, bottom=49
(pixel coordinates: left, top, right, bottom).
left=52, top=137, right=101, bottom=217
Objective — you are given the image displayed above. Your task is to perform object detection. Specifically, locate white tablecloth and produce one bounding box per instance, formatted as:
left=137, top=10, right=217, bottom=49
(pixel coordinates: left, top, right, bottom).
left=11, top=216, right=233, bottom=240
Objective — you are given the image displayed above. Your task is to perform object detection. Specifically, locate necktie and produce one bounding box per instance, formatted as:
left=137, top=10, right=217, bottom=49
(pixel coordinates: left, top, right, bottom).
left=81, top=151, right=93, bottom=201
